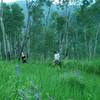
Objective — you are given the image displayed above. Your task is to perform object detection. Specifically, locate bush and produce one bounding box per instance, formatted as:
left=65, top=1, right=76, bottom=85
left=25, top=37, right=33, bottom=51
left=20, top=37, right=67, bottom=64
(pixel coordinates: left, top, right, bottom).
left=63, top=60, right=100, bottom=75
left=63, top=60, right=81, bottom=70
left=81, top=61, right=100, bottom=75
left=67, top=75, right=86, bottom=93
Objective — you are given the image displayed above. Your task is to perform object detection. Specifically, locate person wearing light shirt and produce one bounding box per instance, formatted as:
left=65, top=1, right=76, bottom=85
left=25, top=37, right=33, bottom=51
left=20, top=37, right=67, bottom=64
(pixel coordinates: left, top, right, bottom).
left=54, top=51, right=61, bottom=67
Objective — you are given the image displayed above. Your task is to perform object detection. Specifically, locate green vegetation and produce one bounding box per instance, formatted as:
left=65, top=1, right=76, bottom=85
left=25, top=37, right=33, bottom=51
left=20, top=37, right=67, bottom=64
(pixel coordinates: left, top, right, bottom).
left=0, top=0, right=100, bottom=60
left=0, top=0, right=100, bottom=99
left=0, top=60, right=100, bottom=100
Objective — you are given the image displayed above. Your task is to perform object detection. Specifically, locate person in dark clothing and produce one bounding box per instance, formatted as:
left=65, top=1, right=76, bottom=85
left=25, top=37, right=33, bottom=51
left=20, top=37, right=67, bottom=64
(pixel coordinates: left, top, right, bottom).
left=21, top=52, right=27, bottom=63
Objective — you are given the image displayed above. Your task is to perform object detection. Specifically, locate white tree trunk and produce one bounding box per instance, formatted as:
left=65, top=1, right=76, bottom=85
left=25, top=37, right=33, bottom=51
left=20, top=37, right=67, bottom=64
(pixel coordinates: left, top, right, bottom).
left=0, top=18, right=7, bottom=59
left=93, top=31, right=99, bottom=57
left=88, top=39, right=92, bottom=59
left=0, top=7, right=7, bottom=59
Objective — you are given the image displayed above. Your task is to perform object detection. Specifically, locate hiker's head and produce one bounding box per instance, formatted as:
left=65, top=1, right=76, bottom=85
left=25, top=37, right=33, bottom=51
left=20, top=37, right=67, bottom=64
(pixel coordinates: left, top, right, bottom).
left=54, top=51, right=57, bottom=54
left=22, top=52, right=24, bottom=56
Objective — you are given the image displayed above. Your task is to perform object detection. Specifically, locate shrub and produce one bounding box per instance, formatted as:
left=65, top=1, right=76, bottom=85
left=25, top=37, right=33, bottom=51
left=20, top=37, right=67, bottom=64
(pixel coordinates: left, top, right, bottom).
left=63, top=60, right=100, bottom=75
left=67, top=75, right=86, bottom=93
left=81, top=61, right=100, bottom=75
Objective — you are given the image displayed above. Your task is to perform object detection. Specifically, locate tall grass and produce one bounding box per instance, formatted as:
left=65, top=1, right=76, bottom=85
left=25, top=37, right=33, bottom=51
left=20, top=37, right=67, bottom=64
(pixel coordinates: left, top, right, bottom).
left=63, top=59, right=100, bottom=75
left=0, top=60, right=100, bottom=100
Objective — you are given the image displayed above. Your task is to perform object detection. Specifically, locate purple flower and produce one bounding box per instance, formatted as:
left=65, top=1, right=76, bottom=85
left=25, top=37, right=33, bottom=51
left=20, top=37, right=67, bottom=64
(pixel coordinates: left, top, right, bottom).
left=16, top=64, right=20, bottom=77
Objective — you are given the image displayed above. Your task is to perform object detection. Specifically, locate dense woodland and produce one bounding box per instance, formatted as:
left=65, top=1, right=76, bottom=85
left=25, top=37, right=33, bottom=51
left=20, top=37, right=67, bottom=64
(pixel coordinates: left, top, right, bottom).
left=0, top=0, right=100, bottom=61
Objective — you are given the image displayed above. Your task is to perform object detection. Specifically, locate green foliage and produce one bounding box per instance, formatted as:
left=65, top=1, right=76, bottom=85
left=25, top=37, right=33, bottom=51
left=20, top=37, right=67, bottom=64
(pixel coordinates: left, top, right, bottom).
left=0, top=0, right=100, bottom=60
left=81, top=60, right=100, bottom=75
left=74, top=1, right=100, bottom=58
left=63, top=60, right=100, bottom=75
left=0, top=60, right=100, bottom=99
left=45, top=0, right=52, bottom=7
left=3, top=3, right=12, bottom=36
left=67, top=75, right=86, bottom=93
left=56, top=16, right=66, bottom=32
left=44, top=30, right=57, bottom=53
left=11, top=3, right=24, bottom=32
left=2, top=3, right=24, bottom=37
left=77, top=1, right=100, bottom=26
left=30, top=1, right=44, bottom=23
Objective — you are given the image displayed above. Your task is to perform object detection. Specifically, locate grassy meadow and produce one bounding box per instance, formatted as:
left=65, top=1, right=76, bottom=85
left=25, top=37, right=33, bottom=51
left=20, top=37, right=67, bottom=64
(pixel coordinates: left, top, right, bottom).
left=0, top=60, right=100, bottom=100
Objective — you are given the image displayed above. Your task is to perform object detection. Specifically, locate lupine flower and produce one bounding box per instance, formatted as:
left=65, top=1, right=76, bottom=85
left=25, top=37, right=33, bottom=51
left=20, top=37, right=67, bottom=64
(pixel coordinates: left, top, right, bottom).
left=30, top=81, right=41, bottom=100
left=34, top=92, right=41, bottom=100
left=46, top=93, right=53, bottom=100
left=18, top=89, right=28, bottom=100
left=16, top=64, right=20, bottom=77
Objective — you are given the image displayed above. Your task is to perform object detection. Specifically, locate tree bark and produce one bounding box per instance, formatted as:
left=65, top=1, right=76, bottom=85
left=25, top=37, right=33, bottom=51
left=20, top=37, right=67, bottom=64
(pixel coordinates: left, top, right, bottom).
left=43, top=4, right=52, bottom=59
left=93, top=27, right=99, bottom=57
left=19, top=0, right=32, bottom=60
left=6, top=34, right=11, bottom=60
left=84, top=28, right=88, bottom=58
left=88, top=39, right=92, bottom=59
left=0, top=0, right=7, bottom=59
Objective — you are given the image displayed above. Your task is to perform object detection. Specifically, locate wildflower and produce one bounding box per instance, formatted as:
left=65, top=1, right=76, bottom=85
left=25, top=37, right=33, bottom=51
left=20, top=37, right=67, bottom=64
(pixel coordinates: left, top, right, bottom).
left=18, top=89, right=28, bottom=100
left=46, top=93, right=53, bottom=100
left=68, top=97, right=74, bottom=100
left=16, top=64, right=20, bottom=77
left=34, top=92, right=41, bottom=100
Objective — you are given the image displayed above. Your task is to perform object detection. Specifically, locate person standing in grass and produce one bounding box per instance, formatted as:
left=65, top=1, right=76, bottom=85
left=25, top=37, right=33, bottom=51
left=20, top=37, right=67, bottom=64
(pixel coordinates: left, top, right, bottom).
left=21, top=52, right=27, bottom=63
left=54, top=51, right=61, bottom=67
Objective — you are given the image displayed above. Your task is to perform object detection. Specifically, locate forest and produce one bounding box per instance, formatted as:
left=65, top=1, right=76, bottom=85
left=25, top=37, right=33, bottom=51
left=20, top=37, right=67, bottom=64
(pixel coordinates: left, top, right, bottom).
left=0, top=0, right=100, bottom=60
left=0, top=0, right=100, bottom=100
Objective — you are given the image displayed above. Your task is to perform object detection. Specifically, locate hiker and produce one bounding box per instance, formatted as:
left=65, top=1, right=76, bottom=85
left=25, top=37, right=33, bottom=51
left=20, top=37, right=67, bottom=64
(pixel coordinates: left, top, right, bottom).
left=54, top=51, right=61, bottom=67
left=21, top=52, right=27, bottom=63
